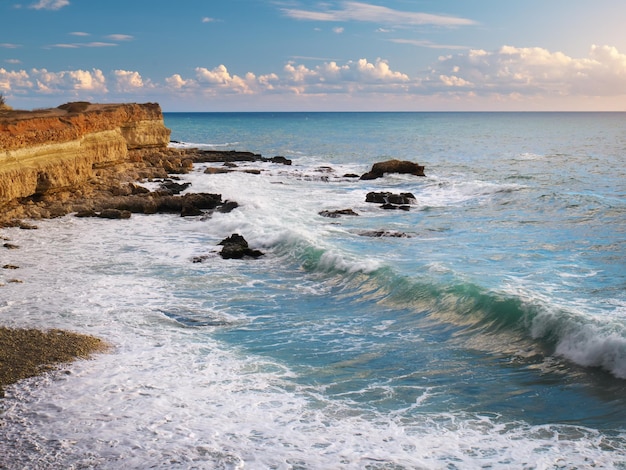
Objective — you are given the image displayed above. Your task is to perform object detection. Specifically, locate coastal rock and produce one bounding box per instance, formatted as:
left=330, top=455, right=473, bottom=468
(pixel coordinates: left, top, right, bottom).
left=218, top=233, right=264, bottom=259
left=0, top=102, right=170, bottom=204
left=319, top=209, right=359, bottom=218
left=360, top=159, right=425, bottom=180
left=97, top=209, right=131, bottom=219
left=365, top=192, right=416, bottom=205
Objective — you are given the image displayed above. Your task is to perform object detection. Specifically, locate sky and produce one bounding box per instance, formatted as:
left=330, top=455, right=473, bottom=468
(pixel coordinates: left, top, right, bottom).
left=1, top=0, right=626, bottom=111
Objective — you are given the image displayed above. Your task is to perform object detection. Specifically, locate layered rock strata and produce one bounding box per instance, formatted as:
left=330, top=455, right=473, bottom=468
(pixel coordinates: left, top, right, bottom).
left=0, top=102, right=170, bottom=207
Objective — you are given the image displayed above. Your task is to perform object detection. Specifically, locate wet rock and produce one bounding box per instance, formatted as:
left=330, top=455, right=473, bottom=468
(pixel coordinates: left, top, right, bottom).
left=160, top=180, right=191, bottom=195
left=365, top=192, right=416, bottom=205
left=319, top=209, right=359, bottom=218
left=97, top=209, right=131, bottom=219
left=2, top=264, right=19, bottom=269
left=359, top=230, right=412, bottom=238
left=360, top=159, right=425, bottom=180
left=3, top=243, right=19, bottom=249
left=269, top=156, right=292, bottom=165
left=218, top=233, right=264, bottom=260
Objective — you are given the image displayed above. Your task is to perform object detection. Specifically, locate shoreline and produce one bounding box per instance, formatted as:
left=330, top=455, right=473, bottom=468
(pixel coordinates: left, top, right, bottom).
left=0, top=327, right=108, bottom=396
left=0, top=144, right=289, bottom=392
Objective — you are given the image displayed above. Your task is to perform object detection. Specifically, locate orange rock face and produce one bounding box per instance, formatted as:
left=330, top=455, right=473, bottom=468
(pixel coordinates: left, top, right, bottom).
left=0, top=102, right=171, bottom=205
left=0, top=102, right=167, bottom=150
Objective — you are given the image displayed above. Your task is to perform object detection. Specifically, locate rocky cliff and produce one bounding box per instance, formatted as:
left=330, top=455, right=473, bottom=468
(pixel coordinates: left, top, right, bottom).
left=0, top=102, right=170, bottom=205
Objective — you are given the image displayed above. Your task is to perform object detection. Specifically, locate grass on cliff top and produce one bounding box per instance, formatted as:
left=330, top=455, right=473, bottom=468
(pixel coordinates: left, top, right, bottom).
left=0, top=327, right=108, bottom=395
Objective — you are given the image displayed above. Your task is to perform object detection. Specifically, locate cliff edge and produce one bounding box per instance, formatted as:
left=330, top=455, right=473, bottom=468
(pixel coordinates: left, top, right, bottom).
left=0, top=102, right=171, bottom=207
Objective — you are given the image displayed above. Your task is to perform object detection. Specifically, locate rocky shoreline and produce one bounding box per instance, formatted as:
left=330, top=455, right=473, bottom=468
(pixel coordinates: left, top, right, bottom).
left=0, top=102, right=427, bottom=393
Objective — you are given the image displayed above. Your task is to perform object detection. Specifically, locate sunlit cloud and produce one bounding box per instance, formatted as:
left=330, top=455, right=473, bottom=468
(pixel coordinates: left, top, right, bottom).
left=29, top=0, right=69, bottom=10
left=5, top=59, right=22, bottom=64
left=70, top=32, right=90, bottom=37
left=0, top=43, right=21, bottom=49
left=30, top=68, right=107, bottom=93
left=202, top=17, right=216, bottom=23
left=282, top=1, right=477, bottom=27
left=113, top=70, right=145, bottom=92
left=333, top=27, right=345, bottom=34
left=1, top=45, right=625, bottom=110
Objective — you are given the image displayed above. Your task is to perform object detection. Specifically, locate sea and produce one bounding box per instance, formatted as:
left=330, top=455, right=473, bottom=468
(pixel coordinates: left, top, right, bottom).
left=1, top=112, right=625, bottom=469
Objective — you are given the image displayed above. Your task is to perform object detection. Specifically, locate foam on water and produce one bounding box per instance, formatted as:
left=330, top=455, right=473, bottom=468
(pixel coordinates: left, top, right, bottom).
left=2, top=112, right=626, bottom=468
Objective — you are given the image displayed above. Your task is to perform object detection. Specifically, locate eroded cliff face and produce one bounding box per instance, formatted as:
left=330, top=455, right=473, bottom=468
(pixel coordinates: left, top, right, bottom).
left=0, top=102, right=170, bottom=204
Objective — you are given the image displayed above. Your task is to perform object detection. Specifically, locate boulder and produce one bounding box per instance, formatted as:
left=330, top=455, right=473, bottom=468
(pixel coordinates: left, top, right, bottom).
left=218, top=233, right=264, bottom=259
left=365, top=192, right=416, bottom=205
left=360, top=159, right=425, bottom=180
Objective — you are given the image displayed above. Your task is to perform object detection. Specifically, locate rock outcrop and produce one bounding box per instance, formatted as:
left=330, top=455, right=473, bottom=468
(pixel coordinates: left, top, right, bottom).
left=360, top=159, right=425, bottom=180
left=0, top=102, right=170, bottom=206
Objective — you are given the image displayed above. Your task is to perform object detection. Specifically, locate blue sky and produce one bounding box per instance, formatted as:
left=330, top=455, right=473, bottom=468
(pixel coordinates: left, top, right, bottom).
left=1, top=0, right=626, bottom=111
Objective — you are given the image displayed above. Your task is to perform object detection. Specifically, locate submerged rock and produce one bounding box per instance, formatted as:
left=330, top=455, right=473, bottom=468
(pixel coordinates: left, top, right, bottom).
left=319, top=208, right=359, bottom=218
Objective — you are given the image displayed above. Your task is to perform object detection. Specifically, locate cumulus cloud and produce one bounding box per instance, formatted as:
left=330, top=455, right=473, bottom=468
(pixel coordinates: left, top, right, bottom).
left=113, top=70, right=144, bottom=92
left=0, top=68, right=32, bottom=91
left=2, top=45, right=625, bottom=109
left=30, top=68, right=107, bottom=93
left=29, top=0, right=69, bottom=10
left=282, top=1, right=476, bottom=27
left=427, top=44, right=626, bottom=97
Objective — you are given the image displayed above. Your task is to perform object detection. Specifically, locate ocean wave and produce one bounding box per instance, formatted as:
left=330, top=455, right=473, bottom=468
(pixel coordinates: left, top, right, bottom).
left=283, top=239, right=626, bottom=380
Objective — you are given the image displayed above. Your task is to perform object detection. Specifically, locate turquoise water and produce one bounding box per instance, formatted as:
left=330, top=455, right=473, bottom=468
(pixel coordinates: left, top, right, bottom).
left=1, top=112, right=625, bottom=468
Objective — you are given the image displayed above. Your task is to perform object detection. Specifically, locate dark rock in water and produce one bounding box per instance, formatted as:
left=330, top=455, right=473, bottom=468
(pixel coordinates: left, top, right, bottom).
left=319, top=209, right=359, bottom=218
left=3, top=264, right=19, bottom=269
left=343, top=173, right=360, bottom=178
left=74, top=209, right=97, bottom=218
left=180, top=205, right=203, bottom=217
left=360, top=159, right=425, bottom=180
left=359, top=230, right=412, bottom=238
left=3, top=243, right=20, bottom=249
left=365, top=192, right=416, bottom=205
left=204, top=167, right=233, bottom=175
left=218, top=201, right=239, bottom=213
left=270, top=156, right=292, bottom=165
left=98, top=209, right=131, bottom=219
left=218, top=233, right=264, bottom=259
left=160, top=180, right=191, bottom=195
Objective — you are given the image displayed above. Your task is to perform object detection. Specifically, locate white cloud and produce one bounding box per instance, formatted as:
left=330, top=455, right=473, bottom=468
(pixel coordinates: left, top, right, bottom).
left=30, top=68, right=107, bottom=93
left=70, top=32, right=90, bottom=37
left=29, top=0, right=69, bottom=10
left=333, top=27, right=344, bottom=34
left=194, top=65, right=255, bottom=94
left=113, top=70, right=144, bottom=92
left=427, top=44, right=626, bottom=97
left=5, top=59, right=22, bottom=64
left=0, top=43, right=21, bottom=49
left=0, top=68, right=32, bottom=91
left=165, top=74, right=194, bottom=89
left=106, top=34, right=133, bottom=41
left=282, top=1, right=476, bottom=27
left=202, top=17, right=216, bottom=23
